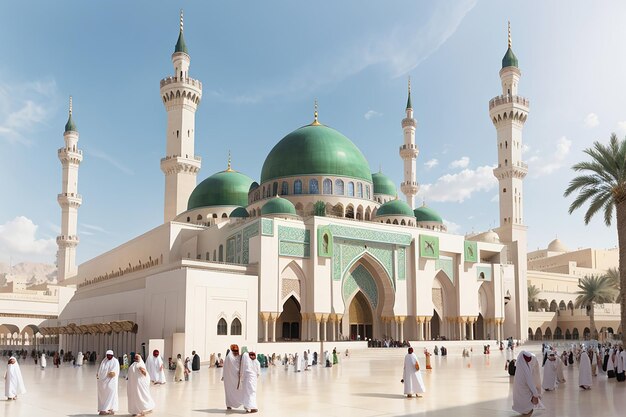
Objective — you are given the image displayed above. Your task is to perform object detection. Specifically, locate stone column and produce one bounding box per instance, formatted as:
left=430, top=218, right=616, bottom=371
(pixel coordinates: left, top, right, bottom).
left=336, top=314, right=343, bottom=340
left=425, top=317, right=431, bottom=340
left=321, top=315, right=328, bottom=342
left=270, top=312, right=278, bottom=342
left=329, top=314, right=336, bottom=341
left=468, top=317, right=475, bottom=340
left=301, top=313, right=309, bottom=341
left=397, top=316, right=406, bottom=342
left=496, top=318, right=502, bottom=342
left=260, top=312, right=270, bottom=342
left=415, top=317, right=423, bottom=341
left=314, top=314, right=322, bottom=342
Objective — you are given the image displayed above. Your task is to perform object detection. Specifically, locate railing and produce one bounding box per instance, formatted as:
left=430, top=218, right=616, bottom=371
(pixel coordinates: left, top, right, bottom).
left=58, top=192, right=82, bottom=199
left=496, top=161, right=528, bottom=169
left=160, top=154, right=202, bottom=163
left=57, top=148, right=82, bottom=155
left=160, top=76, right=202, bottom=89
left=489, top=94, right=529, bottom=110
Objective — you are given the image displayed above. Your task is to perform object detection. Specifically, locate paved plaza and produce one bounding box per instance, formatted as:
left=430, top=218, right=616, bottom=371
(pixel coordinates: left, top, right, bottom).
left=2, top=344, right=625, bottom=417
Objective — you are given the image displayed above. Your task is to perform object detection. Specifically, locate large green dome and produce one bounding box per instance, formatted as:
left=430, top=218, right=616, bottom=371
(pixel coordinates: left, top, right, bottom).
left=372, top=171, right=396, bottom=196
left=260, top=124, right=372, bottom=183
left=414, top=205, right=443, bottom=223
left=261, top=196, right=297, bottom=216
left=187, top=170, right=254, bottom=210
left=376, top=199, right=414, bottom=217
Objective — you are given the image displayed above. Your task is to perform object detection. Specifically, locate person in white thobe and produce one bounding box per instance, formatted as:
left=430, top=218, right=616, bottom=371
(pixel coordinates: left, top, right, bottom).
left=127, top=354, right=155, bottom=416
left=542, top=352, right=558, bottom=391
left=555, top=354, right=565, bottom=383
left=615, top=347, right=625, bottom=381
left=97, top=350, right=120, bottom=415
left=241, top=352, right=261, bottom=413
left=222, top=345, right=243, bottom=410
left=146, top=350, right=166, bottom=384
left=4, top=357, right=26, bottom=400
left=40, top=353, right=47, bottom=369
left=174, top=354, right=185, bottom=382
left=402, top=347, right=425, bottom=398
left=76, top=352, right=84, bottom=366
left=579, top=349, right=592, bottom=389
left=512, top=351, right=542, bottom=415
left=307, top=349, right=313, bottom=367
left=294, top=353, right=302, bottom=372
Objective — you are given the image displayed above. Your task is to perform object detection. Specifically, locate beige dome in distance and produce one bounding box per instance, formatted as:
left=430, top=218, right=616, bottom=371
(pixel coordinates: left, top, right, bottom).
left=547, top=238, right=568, bottom=253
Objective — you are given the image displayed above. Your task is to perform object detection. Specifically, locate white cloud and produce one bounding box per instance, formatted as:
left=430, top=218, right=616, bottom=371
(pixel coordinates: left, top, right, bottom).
left=418, top=165, right=497, bottom=203
left=443, top=219, right=461, bottom=234
left=0, top=79, right=57, bottom=145
left=82, top=223, right=107, bottom=233
left=491, top=194, right=499, bottom=203
left=0, top=216, right=56, bottom=262
left=532, top=136, right=572, bottom=176
left=522, top=144, right=531, bottom=154
left=584, top=113, right=599, bottom=128
left=364, top=110, right=382, bottom=120
left=449, top=156, right=470, bottom=169
left=85, top=147, right=134, bottom=175
left=424, top=158, right=439, bottom=169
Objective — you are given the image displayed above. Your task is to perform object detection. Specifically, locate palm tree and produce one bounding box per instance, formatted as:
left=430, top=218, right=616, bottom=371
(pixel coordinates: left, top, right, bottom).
left=564, top=133, right=626, bottom=343
left=574, top=275, right=615, bottom=338
left=605, top=267, right=621, bottom=302
left=527, top=284, right=540, bottom=311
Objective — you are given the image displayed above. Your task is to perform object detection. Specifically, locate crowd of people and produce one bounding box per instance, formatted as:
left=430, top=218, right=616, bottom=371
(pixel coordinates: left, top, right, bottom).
left=511, top=342, right=626, bottom=415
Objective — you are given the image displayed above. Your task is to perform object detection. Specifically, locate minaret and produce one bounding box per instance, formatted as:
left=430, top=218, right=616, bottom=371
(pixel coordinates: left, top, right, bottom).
left=399, top=77, right=419, bottom=208
left=56, top=96, right=82, bottom=282
left=160, top=10, right=202, bottom=222
left=489, top=22, right=529, bottom=340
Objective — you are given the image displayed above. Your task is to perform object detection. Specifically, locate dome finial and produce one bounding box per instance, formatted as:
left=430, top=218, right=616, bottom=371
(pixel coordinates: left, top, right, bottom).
left=406, top=76, right=412, bottom=110
left=508, top=21, right=511, bottom=49
left=174, top=10, right=188, bottom=54
left=180, top=9, right=184, bottom=33
left=226, top=150, right=233, bottom=172
left=69, top=95, right=73, bottom=115
left=311, top=99, right=321, bottom=126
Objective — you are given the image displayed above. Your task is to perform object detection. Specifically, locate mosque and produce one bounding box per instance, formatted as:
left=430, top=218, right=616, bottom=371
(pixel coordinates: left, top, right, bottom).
left=9, top=17, right=614, bottom=359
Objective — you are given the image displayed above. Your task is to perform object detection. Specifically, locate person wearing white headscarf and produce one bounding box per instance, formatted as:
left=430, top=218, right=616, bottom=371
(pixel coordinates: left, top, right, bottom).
left=4, top=357, right=26, bottom=400
left=222, top=345, right=243, bottom=410
left=174, top=354, right=184, bottom=382
left=97, top=350, right=120, bottom=415
left=402, top=347, right=425, bottom=398
left=40, top=352, right=47, bottom=369
left=607, top=347, right=616, bottom=378
left=127, top=354, right=155, bottom=416
left=146, top=350, right=166, bottom=384
left=241, top=352, right=261, bottom=413
left=542, top=352, right=558, bottom=391
left=76, top=352, right=84, bottom=366
left=616, top=347, right=625, bottom=382
left=555, top=353, right=566, bottom=383
left=578, top=349, right=592, bottom=390
left=512, top=351, right=542, bottom=415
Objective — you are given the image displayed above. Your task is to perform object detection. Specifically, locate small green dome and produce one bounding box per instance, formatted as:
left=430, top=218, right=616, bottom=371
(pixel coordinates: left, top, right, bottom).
left=261, top=196, right=297, bottom=216
left=188, top=170, right=254, bottom=210
left=260, top=124, right=372, bottom=184
left=502, top=47, right=518, bottom=68
left=372, top=171, right=397, bottom=196
left=414, top=205, right=443, bottom=223
left=175, top=29, right=188, bottom=54
left=65, top=113, right=77, bottom=132
left=249, top=181, right=259, bottom=192
left=376, top=199, right=414, bottom=217
left=230, top=206, right=250, bottom=218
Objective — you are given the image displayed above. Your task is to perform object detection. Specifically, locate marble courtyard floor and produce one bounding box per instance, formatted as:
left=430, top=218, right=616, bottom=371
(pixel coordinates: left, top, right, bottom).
left=2, top=344, right=625, bottom=417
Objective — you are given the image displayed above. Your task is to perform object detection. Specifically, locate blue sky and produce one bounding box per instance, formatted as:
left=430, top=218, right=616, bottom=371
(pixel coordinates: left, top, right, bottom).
left=1, top=0, right=625, bottom=264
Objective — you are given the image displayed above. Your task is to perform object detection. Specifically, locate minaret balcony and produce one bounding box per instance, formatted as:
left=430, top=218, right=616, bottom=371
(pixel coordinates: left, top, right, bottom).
left=57, top=148, right=83, bottom=164
left=399, top=144, right=419, bottom=158
left=493, top=163, right=528, bottom=180
left=56, top=235, right=80, bottom=247
left=402, top=118, right=417, bottom=128
left=57, top=193, right=83, bottom=207
left=400, top=181, right=419, bottom=194
left=160, top=154, right=202, bottom=175
left=160, top=76, right=202, bottom=90
left=489, top=94, right=529, bottom=111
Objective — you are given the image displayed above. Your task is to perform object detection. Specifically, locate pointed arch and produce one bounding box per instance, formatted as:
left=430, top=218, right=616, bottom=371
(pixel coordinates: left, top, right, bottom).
left=280, top=260, right=306, bottom=307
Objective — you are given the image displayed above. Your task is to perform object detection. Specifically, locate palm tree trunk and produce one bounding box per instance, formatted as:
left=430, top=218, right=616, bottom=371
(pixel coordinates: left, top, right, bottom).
left=589, top=302, right=596, bottom=338
left=616, top=201, right=626, bottom=344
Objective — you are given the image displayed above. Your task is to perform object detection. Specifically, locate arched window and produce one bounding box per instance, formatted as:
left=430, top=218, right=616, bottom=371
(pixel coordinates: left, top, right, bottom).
left=231, top=318, right=242, bottom=335
left=365, top=185, right=370, bottom=199
left=281, top=181, right=289, bottom=196
left=347, top=182, right=355, bottom=197
left=197, top=214, right=203, bottom=221
left=206, top=252, right=210, bottom=260
left=323, top=179, right=332, bottom=194
left=309, top=179, right=319, bottom=194
left=335, top=179, right=344, bottom=195
left=273, top=182, right=278, bottom=196
left=219, top=245, right=224, bottom=262
left=213, top=250, right=216, bottom=261
left=217, top=318, right=227, bottom=335
left=357, top=183, right=363, bottom=198
left=294, top=180, right=302, bottom=194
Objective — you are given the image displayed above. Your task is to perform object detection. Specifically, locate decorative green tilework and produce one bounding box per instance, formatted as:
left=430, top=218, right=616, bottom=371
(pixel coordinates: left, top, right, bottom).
left=261, top=218, right=274, bottom=236
left=342, top=264, right=378, bottom=309
left=278, top=226, right=310, bottom=258
left=476, top=265, right=492, bottom=281
left=464, top=241, right=478, bottom=263
left=329, top=224, right=411, bottom=246
left=397, top=247, right=406, bottom=281
left=242, top=221, right=259, bottom=264
left=317, top=226, right=333, bottom=258
left=226, top=237, right=236, bottom=263
left=333, top=241, right=394, bottom=290
left=435, top=256, right=454, bottom=284
left=419, top=235, right=439, bottom=259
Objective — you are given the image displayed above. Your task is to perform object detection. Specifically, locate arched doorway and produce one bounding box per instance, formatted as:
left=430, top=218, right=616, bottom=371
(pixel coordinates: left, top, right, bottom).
left=528, top=327, right=534, bottom=341
left=431, top=310, right=441, bottom=339
left=432, top=270, right=457, bottom=340
left=534, top=327, right=542, bottom=340
left=278, top=296, right=301, bottom=340
left=348, top=292, right=373, bottom=340
left=475, top=313, right=485, bottom=340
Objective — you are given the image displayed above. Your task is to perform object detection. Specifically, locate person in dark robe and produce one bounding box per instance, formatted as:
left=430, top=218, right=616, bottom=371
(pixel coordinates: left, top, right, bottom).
left=192, top=351, right=200, bottom=371
left=507, top=359, right=516, bottom=376
left=603, top=349, right=610, bottom=372
left=568, top=351, right=574, bottom=365
left=434, top=346, right=439, bottom=356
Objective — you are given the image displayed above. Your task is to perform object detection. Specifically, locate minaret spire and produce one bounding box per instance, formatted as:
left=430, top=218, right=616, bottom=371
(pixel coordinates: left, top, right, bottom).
left=399, top=81, right=419, bottom=208
left=180, top=9, right=184, bottom=33
left=508, top=21, right=511, bottom=49
left=311, top=98, right=321, bottom=125
left=406, top=76, right=412, bottom=110
left=57, top=96, right=82, bottom=282
left=226, top=150, right=233, bottom=172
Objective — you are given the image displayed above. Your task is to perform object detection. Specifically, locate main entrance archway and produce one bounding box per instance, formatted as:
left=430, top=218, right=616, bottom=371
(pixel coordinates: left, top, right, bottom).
left=348, top=291, right=373, bottom=340
left=277, top=296, right=301, bottom=340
